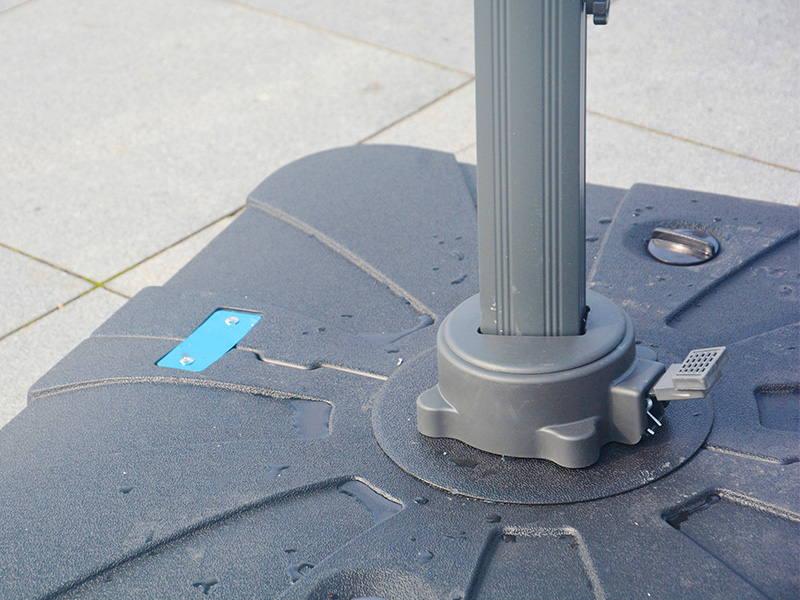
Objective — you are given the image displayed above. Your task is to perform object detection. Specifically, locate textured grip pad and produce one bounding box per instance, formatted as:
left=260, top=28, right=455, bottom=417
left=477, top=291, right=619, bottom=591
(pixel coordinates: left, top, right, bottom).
left=651, top=347, right=728, bottom=401
left=673, top=347, right=729, bottom=391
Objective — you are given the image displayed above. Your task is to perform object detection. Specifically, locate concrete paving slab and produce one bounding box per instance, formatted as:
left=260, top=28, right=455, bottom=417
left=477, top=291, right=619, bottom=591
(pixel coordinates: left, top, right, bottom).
left=0, top=246, right=93, bottom=338
left=0, top=288, right=126, bottom=427
left=105, top=215, right=236, bottom=298
left=367, top=81, right=475, bottom=153
left=587, top=0, right=800, bottom=170
left=0, top=0, right=468, bottom=281
left=586, top=113, right=800, bottom=206
left=366, top=79, right=800, bottom=206
left=228, top=0, right=475, bottom=74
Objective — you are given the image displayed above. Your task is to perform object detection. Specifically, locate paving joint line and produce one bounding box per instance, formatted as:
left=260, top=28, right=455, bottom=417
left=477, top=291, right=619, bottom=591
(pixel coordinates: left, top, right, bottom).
left=0, top=242, right=101, bottom=287
left=454, top=141, right=477, bottom=157
left=220, top=0, right=474, bottom=78
left=0, top=285, right=101, bottom=344
left=103, top=287, right=131, bottom=300
left=588, top=110, right=800, bottom=174
left=100, top=207, right=244, bottom=287
left=357, top=77, right=476, bottom=145
left=0, top=0, right=37, bottom=16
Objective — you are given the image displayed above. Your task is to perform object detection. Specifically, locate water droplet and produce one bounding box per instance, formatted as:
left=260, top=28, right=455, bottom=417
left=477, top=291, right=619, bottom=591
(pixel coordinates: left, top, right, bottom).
left=191, top=577, right=218, bottom=595
left=317, top=326, right=326, bottom=332
left=449, top=456, right=478, bottom=468
left=287, top=562, right=314, bottom=583
left=502, top=534, right=517, bottom=543
left=416, top=550, right=434, bottom=564
left=690, top=199, right=698, bottom=204
left=360, top=315, right=435, bottom=346
left=585, top=236, right=599, bottom=242
left=645, top=205, right=654, bottom=210
left=764, top=267, right=788, bottom=278
left=438, top=240, right=445, bottom=245
left=413, top=496, right=429, bottom=505
left=432, top=266, right=440, bottom=271
left=267, top=464, right=290, bottom=479
left=451, top=250, right=465, bottom=261
left=118, top=486, right=134, bottom=494
left=384, top=346, right=400, bottom=354
left=713, top=217, right=722, bottom=222
left=341, top=314, right=353, bottom=318
left=338, top=480, right=403, bottom=524
left=780, top=286, right=792, bottom=296
left=598, top=218, right=612, bottom=224
left=289, top=400, right=331, bottom=439
left=284, top=548, right=296, bottom=554
left=451, top=274, right=467, bottom=285
left=485, top=514, right=501, bottom=523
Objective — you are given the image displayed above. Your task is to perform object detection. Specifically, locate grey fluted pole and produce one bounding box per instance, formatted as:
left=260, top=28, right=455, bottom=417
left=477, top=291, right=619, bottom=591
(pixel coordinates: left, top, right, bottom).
left=476, top=0, right=587, bottom=336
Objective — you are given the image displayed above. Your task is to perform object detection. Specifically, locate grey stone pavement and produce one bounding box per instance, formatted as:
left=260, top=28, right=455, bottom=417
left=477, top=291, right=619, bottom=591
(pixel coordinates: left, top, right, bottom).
left=0, top=0, right=798, bottom=427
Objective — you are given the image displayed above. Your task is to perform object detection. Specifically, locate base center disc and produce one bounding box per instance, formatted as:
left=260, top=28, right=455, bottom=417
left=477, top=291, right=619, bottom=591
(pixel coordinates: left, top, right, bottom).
left=372, top=346, right=712, bottom=505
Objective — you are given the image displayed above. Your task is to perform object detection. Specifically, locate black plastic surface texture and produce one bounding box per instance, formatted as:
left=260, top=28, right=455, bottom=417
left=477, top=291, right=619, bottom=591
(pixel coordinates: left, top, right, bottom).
left=1, top=147, right=798, bottom=599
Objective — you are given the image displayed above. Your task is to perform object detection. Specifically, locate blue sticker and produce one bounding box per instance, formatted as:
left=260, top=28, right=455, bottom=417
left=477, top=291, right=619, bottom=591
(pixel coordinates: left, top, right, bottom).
left=157, top=310, right=261, bottom=372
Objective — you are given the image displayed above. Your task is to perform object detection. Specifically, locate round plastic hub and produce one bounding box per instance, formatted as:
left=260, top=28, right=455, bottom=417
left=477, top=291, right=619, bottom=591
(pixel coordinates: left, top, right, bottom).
left=416, top=291, right=668, bottom=468
left=376, top=345, right=712, bottom=504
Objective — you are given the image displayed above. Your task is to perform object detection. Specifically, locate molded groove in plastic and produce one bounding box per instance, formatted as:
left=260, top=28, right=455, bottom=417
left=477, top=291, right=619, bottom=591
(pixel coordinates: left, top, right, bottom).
left=542, top=0, right=562, bottom=336
left=490, top=0, right=510, bottom=336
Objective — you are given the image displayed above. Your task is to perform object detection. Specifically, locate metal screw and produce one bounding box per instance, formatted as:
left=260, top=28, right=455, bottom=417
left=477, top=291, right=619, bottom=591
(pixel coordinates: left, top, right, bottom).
left=647, top=227, right=720, bottom=266
left=179, top=356, right=195, bottom=366
left=224, top=316, right=240, bottom=326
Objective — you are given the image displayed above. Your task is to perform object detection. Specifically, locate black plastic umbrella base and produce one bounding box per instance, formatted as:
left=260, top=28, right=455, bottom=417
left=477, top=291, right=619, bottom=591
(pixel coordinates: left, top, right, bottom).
left=1, top=146, right=797, bottom=599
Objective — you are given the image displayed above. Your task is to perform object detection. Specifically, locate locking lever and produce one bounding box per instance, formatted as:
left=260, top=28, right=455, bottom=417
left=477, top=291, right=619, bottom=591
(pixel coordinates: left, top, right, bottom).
left=651, top=347, right=729, bottom=402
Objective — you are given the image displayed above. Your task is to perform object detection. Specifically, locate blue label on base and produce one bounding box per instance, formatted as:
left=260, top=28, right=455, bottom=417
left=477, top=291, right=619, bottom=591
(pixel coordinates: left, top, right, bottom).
left=156, top=310, right=261, bottom=372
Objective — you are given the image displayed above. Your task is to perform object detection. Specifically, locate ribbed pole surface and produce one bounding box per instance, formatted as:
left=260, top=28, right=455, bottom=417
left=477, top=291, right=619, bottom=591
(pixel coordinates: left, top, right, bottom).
left=476, top=0, right=587, bottom=336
